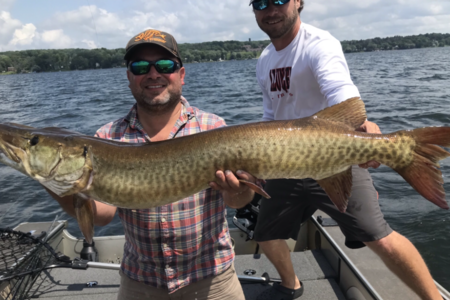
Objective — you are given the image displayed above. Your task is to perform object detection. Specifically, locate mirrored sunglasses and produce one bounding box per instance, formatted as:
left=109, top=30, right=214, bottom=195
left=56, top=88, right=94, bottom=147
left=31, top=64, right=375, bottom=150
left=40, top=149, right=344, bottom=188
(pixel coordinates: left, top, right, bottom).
left=250, top=0, right=291, bottom=11
left=128, top=59, right=181, bottom=75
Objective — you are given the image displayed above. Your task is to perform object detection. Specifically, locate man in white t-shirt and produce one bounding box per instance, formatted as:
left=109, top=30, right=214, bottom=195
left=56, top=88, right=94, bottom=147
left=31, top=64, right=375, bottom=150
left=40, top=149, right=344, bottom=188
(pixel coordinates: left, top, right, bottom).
left=249, top=0, right=442, bottom=299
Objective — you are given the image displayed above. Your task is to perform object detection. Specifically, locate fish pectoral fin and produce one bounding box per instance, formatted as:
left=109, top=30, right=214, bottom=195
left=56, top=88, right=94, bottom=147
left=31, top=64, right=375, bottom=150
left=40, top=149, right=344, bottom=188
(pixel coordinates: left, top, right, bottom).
left=73, top=193, right=95, bottom=244
left=238, top=179, right=271, bottom=199
left=316, top=168, right=353, bottom=213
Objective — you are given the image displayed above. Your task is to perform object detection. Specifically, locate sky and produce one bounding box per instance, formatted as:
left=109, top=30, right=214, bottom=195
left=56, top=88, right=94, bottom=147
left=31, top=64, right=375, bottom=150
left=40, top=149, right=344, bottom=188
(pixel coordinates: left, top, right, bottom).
left=1, top=0, right=450, bottom=52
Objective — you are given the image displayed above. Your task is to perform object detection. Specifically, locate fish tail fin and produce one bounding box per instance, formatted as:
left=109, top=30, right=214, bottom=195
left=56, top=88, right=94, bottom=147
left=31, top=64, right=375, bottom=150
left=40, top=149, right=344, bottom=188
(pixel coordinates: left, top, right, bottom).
left=394, top=127, right=450, bottom=209
left=411, top=127, right=450, bottom=148
left=73, top=194, right=95, bottom=244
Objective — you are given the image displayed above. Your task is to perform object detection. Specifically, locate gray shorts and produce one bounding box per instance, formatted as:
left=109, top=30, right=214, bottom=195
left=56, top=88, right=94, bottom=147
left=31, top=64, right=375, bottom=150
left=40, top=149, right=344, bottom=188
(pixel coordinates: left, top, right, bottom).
left=254, top=165, right=392, bottom=249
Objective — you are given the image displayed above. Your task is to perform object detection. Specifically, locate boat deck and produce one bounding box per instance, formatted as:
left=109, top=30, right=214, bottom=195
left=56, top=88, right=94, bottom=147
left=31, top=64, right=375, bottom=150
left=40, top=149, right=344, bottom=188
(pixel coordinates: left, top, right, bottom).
left=5, top=218, right=450, bottom=300
left=26, top=250, right=345, bottom=300
left=235, top=250, right=345, bottom=300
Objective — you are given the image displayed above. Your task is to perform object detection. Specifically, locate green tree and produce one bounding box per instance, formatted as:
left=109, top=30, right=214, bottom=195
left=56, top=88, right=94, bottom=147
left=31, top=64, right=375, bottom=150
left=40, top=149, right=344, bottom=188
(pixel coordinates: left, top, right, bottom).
left=70, top=55, right=89, bottom=70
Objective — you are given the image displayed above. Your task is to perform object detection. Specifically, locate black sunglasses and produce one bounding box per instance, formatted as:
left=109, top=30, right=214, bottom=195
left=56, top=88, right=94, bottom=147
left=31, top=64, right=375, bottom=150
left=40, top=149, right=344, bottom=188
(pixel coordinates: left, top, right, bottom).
left=128, top=59, right=181, bottom=75
left=250, top=0, right=290, bottom=11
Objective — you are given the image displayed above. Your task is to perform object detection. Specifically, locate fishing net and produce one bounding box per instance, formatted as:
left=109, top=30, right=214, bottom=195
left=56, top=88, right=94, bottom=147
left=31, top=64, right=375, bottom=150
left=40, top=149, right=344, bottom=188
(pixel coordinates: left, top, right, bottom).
left=0, top=228, right=62, bottom=300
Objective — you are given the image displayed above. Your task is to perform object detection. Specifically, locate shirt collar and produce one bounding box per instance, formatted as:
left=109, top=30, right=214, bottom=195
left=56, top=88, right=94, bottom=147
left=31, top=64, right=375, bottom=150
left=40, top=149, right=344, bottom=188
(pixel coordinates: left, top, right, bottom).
left=179, top=96, right=195, bottom=123
left=124, top=96, right=195, bottom=139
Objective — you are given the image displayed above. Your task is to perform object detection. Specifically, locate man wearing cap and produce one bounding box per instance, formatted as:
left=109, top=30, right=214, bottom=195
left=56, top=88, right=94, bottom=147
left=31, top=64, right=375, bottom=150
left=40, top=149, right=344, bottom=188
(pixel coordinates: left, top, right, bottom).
left=248, top=0, right=443, bottom=300
left=47, top=29, right=255, bottom=300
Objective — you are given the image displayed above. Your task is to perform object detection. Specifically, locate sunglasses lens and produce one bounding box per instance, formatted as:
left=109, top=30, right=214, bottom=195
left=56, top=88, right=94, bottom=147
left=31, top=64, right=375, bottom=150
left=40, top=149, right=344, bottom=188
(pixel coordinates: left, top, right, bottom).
left=273, top=0, right=290, bottom=4
left=155, top=60, right=176, bottom=73
left=130, top=61, right=150, bottom=75
left=129, top=60, right=179, bottom=75
left=252, top=0, right=269, bottom=10
left=252, top=0, right=289, bottom=10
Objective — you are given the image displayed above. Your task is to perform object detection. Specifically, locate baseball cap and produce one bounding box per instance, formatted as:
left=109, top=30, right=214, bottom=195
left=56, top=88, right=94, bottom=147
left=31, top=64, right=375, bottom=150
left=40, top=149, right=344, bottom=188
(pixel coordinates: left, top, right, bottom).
left=124, top=29, right=183, bottom=66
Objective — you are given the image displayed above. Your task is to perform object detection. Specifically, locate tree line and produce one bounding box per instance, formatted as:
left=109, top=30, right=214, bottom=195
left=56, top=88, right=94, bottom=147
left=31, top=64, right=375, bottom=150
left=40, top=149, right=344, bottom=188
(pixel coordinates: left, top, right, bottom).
left=341, top=33, right=450, bottom=52
left=0, top=40, right=270, bottom=74
left=1, top=33, right=449, bottom=74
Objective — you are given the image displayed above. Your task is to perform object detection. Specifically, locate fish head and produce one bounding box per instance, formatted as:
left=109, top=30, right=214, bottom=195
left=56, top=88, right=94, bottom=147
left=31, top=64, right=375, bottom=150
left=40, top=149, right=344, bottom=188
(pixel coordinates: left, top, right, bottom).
left=0, top=123, right=92, bottom=196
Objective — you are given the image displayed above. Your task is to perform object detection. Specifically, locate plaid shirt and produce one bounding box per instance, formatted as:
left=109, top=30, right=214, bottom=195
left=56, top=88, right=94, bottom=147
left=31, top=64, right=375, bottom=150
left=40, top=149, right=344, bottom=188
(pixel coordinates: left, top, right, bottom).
left=95, top=97, right=234, bottom=293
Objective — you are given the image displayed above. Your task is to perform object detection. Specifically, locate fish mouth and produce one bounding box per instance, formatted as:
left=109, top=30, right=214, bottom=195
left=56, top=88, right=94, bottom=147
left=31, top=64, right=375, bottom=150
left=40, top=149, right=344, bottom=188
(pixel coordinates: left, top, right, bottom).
left=0, top=151, right=17, bottom=168
left=0, top=144, right=23, bottom=167
left=0, top=141, right=63, bottom=181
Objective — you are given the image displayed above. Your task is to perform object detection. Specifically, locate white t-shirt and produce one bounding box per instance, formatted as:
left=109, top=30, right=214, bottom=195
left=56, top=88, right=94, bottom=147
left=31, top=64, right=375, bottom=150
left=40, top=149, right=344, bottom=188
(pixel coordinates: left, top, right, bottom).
left=256, top=22, right=360, bottom=121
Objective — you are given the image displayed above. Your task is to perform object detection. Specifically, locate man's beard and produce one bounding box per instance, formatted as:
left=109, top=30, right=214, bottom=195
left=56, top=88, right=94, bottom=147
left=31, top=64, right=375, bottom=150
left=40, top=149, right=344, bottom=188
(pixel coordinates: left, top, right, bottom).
left=134, top=89, right=182, bottom=115
left=257, top=6, right=299, bottom=40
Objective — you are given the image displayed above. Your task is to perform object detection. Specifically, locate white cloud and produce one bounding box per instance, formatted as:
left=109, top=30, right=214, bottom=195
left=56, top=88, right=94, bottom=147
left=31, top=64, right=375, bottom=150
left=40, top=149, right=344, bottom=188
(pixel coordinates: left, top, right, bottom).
left=307, top=2, right=328, bottom=16
left=302, top=0, right=450, bottom=40
left=0, top=11, right=22, bottom=47
left=41, top=5, right=129, bottom=49
left=126, top=11, right=181, bottom=37
left=9, top=23, right=36, bottom=46
left=82, top=39, right=97, bottom=49
left=428, top=4, right=443, bottom=14
left=352, top=0, right=382, bottom=9
left=41, top=29, right=72, bottom=48
left=0, top=0, right=15, bottom=11
left=1, top=0, right=450, bottom=51
left=0, top=15, right=73, bottom=51
left=51, top=5, right=125, bottom=34
left=124, top=0, right=255, bottom=43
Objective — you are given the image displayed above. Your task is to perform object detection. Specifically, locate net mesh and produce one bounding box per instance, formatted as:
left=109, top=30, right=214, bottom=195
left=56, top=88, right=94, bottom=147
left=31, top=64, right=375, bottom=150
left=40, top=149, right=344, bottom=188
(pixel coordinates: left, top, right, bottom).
left=0, top=229, right=59, bottom=300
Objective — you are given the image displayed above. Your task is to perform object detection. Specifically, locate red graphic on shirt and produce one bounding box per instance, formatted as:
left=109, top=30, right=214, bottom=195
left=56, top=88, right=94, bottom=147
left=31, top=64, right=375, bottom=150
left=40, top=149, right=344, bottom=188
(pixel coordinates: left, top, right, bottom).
left=270, top=67, right=291, bottom=93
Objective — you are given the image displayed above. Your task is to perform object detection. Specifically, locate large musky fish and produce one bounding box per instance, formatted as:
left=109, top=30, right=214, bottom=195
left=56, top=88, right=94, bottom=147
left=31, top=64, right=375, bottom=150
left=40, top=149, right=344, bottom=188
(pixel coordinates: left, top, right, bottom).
left=1, top=97, right=449, bottom=242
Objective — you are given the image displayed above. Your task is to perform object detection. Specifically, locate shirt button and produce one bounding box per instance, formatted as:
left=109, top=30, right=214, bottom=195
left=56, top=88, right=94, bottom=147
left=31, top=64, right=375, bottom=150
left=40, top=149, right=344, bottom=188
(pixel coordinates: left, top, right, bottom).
left=161, top=217, right=166, bottom=222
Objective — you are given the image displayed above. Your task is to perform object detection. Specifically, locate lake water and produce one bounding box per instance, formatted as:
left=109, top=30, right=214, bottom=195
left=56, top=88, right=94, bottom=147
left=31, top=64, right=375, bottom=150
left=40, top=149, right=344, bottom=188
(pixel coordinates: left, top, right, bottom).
left=1, top=47, right=449, bottom=290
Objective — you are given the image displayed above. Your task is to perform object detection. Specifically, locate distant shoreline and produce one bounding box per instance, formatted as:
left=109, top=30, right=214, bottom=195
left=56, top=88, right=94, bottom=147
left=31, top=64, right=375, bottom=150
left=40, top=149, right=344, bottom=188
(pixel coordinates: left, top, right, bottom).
left=1, top=32, right=449, bottom=74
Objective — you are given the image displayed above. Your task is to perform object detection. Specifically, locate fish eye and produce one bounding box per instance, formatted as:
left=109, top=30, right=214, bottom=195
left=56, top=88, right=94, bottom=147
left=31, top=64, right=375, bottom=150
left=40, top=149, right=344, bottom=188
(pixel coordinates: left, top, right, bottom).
left=29, top=136, right=39, bottom=146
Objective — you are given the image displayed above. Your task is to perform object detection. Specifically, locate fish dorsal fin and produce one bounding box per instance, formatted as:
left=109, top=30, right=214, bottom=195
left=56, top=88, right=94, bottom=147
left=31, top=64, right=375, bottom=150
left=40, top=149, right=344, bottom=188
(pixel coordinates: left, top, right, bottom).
left=5, top=122, right=36, bottom=129
left=41, top=127, right=83, bottom=135
left=314, top=97, right=367, bottom=129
